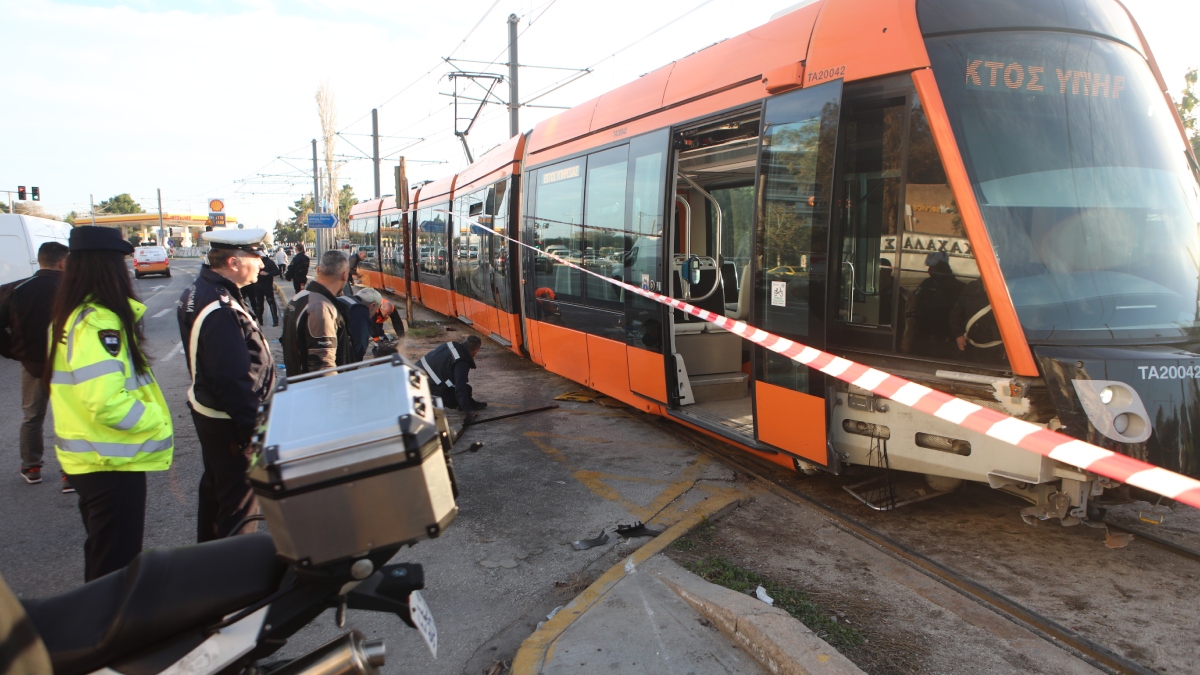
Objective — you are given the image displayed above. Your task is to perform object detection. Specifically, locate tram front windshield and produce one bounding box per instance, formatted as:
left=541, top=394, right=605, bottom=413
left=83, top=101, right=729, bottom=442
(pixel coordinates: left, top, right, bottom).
left=928, top=31, right=1200, bottom=344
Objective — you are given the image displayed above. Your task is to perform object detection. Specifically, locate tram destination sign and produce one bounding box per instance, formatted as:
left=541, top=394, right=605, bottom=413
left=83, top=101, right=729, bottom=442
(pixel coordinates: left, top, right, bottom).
left=308, top=212, right=338, bottom=229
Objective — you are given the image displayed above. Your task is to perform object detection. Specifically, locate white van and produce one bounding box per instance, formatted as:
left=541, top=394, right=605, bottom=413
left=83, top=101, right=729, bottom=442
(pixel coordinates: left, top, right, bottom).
left=0, top=214, right=72, bottom=285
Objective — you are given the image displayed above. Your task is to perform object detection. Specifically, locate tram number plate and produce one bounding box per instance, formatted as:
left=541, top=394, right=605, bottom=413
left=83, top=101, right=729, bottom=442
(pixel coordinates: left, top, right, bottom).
left=409, top=590, right=438, bottom=658
left=771, top=281, right=787, bottom=307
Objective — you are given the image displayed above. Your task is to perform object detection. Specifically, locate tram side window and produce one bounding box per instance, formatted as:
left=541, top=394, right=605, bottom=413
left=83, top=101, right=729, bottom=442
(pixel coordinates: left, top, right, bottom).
left=583, top=146, right=628, bottom=309
left=625, top=130, right=669, bottom=352
left=835, top=98, right=905, bottom=332
left=418, top=206, right=448, bottom=276
left=531, top=158, right=585, bottom=307
left=897, top=95, right=1008, bottom=367
left=454, top=191, right=486, bottom=302
left=349, top=216, right=378, bottom=270
left=381, top=216, right=402, bottom=279
left=492, top=179, right=513, bottom=313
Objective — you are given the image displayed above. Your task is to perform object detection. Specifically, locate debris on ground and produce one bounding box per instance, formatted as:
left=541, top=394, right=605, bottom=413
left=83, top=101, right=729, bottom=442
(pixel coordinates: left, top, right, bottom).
left=615, top=521, right=663, bottom=538
left=571, top=531, right=609, bottom=550
left=756, top=585, right=775, bottom=606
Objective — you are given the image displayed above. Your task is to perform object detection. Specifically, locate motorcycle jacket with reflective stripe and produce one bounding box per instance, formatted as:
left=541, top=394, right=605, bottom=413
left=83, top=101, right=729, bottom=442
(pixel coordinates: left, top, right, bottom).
left=177, top=267, right=276, bottom=428
left=49, top=299, right=174, bottom=475
left=419, top=341, right=477, bottom=410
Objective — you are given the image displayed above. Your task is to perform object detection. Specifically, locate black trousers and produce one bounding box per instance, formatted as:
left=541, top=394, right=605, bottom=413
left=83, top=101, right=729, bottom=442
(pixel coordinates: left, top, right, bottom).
left=191, top=412, right=259, bottom=543
left=292, top=277, right=306, bottom=294
left=249, top=284, right=278, bottom=325
left=72, top=471, right=147, bottom=581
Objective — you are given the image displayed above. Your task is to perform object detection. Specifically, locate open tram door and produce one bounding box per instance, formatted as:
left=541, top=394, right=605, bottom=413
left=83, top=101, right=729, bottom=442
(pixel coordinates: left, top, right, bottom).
left=665, top=81, right=844, bottom=470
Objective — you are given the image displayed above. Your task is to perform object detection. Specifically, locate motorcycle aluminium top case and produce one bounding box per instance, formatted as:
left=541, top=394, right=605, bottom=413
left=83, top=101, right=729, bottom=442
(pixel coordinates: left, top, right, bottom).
left=250, top=356, right=458, bottom=567
left=1037, top=344, right=1200, bottom=479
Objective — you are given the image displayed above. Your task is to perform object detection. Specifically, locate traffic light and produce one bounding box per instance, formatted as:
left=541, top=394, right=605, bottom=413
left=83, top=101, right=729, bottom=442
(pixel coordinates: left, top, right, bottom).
left=31, top=187, right=39, bottom=201
left=17, top=186, right=26, bottom=201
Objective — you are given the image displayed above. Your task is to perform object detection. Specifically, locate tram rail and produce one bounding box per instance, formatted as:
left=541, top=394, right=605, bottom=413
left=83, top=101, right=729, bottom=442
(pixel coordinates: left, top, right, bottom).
left=659, top=420, right=1170, bottom=675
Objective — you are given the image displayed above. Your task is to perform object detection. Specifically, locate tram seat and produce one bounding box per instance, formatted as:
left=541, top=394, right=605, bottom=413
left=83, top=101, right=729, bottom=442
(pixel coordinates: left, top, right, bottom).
left=672, top=269, right=725, bottom=328
left=721, top=262, right=739, bottom=304
left=725, top=265, right=751, bottom=321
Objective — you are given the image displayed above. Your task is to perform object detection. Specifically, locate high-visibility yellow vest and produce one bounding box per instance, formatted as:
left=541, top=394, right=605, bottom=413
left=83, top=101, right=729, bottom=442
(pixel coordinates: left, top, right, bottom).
left=49, top=299, right=174, bottom=474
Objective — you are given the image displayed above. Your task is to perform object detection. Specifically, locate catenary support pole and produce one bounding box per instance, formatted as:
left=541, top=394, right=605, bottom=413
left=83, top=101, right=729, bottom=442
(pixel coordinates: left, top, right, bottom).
left=508, top=13, right=520, bottom=138
left=157, top=188, right=164, bottom=245
left=396, top=158, right=413, bottom=324
left=312, top=139, right=322, bottom=259
left=372, top=108, right=381, bottom=200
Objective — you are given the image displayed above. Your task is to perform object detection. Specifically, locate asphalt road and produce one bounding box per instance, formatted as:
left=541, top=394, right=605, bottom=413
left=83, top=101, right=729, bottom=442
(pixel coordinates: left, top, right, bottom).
left=0, top=257, right=739, bottom=674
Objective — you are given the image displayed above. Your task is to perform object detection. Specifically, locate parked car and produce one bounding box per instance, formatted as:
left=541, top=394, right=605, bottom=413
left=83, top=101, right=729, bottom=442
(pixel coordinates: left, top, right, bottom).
left=133, top=245, right=171, bottom=278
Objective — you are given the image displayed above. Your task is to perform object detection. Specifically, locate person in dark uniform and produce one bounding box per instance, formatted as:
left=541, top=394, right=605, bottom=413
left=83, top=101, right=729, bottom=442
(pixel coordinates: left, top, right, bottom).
left=418, top=335, right=487, bottom=422
left=1, top=242, right=68, bottom=487
left=287, top=245, right=310, bottom=294
left=251, top=252, right=281, bottom=326
left=177, top=228, right=276, bottom=543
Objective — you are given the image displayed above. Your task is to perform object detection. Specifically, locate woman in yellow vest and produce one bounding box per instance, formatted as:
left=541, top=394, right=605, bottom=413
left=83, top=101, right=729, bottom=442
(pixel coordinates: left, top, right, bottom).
left=46, top=226, right=174, bottom=581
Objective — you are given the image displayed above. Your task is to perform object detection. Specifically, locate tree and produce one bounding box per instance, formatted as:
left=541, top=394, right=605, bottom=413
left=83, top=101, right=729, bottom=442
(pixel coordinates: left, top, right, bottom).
left=337, top=183, right=357, bottom=228
left=0, top=201, right=8, bottom=214
left=98, top=193, right=144, bottom=215
left=273, top=194, right=317, bottom=245
left=1175, top=67, right=1200, bottom=160
left=64, top=211, right=77, bottom=224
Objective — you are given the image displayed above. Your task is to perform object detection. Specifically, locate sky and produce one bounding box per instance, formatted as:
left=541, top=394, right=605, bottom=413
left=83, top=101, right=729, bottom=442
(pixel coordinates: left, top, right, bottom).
left=3, top=0, right=1198, bottom=228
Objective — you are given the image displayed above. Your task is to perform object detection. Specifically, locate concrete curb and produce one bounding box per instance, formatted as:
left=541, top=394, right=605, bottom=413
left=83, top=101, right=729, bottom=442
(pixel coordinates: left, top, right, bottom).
left=511, top=489, right=745, bottom=674
left=651, top=557, right=865, bottom=675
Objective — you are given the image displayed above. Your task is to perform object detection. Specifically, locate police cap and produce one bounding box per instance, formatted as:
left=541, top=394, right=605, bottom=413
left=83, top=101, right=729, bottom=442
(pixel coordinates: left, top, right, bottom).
left=69, top=226, right=134, bottom=255
left=203, top=228, right=267, bottom=253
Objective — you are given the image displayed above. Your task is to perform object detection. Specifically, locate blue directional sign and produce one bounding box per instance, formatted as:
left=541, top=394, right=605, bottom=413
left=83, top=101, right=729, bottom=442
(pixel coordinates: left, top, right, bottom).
left=308, top=212, right=338, bottom=229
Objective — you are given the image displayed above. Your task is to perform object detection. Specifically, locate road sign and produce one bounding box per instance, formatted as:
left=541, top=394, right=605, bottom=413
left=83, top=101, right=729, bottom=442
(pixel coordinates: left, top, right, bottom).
left=209, top=213, right=226, bottom=227
left=308, top=212, right=338, bottom=228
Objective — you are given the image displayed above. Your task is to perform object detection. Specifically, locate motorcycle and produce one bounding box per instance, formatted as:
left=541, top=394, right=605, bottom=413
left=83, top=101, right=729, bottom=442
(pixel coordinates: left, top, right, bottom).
left=20, top=354, right=463, bottom=675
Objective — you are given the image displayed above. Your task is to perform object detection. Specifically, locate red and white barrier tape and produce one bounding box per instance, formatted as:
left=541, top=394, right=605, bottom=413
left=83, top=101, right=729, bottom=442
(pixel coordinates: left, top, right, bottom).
left=427, top=209, right=1200, bottom=509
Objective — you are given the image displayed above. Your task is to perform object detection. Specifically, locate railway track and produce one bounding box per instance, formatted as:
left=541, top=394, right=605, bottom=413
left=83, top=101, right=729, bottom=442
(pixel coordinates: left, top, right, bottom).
left=660, top=420, right=1173, bottom=675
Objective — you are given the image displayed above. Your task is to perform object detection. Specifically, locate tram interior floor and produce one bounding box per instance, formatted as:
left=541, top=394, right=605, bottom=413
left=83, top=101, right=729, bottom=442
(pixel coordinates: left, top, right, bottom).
left=679, top=397, right=754, bottom=439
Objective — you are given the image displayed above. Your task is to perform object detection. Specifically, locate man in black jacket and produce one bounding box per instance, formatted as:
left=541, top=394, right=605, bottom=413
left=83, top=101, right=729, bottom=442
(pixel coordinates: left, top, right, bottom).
left=178, top=229, right=276, bottom=542
left=1, top=242, right=69, bottom=485
left=251, top=252, right=281, bottom=326
left=287, top=245, right=310, bottom=294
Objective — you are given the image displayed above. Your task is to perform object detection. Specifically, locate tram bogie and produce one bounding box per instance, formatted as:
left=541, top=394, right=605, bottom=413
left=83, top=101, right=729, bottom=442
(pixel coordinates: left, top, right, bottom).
left=346, top=0, right=1200, bottom=527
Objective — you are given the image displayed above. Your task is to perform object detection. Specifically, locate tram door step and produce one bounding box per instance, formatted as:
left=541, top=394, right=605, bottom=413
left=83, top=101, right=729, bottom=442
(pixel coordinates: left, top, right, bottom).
left=689, top=372, right=749, bottom=404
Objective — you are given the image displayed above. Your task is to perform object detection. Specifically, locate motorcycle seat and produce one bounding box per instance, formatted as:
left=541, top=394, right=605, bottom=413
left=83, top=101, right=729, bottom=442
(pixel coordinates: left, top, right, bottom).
left=21, top=533, right=287, bottom=675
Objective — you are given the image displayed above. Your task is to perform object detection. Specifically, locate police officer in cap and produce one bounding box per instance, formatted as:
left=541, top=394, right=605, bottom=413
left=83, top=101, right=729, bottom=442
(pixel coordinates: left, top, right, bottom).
left=177, top=228, right=275, bottom=542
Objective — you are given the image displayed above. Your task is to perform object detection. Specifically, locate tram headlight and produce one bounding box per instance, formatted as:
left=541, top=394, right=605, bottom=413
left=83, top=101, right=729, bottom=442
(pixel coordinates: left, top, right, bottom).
left=1071, top=380, right=1152, bottom=444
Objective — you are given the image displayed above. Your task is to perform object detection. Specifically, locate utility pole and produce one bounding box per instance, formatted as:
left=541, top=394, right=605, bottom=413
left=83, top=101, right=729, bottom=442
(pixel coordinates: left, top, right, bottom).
left=508, top=13, right=520, bottom=138
left=312, top=138, right=322, bottom=258
left=156, top=188, right=164, bottom=245
left=372, top=108, right=381, bottom=200
left=90, top=194, right=96, bottom=226
left=395, top=158, right=413, bottom=324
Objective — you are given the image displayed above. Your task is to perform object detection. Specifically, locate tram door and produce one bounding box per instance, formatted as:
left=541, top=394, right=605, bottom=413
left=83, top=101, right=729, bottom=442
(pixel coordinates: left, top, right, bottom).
left=750, top=80, right=843, bottom=465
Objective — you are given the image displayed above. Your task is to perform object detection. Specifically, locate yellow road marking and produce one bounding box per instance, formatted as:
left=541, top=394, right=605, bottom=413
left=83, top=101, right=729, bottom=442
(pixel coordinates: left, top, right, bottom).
left=511, top=487, right=744, bottom=675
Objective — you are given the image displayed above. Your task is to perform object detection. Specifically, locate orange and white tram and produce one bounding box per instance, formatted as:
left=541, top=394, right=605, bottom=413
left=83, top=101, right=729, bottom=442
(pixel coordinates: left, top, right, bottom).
left=347, top=0, right=1200, bottom=523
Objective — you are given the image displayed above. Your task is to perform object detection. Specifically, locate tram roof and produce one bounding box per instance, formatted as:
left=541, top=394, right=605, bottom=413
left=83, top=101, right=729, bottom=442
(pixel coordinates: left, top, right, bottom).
left=526, top=0, right=937, bottom=163
left=455, top=133, right=526, bottom=194
left=416, top=175, right=455, bottom=205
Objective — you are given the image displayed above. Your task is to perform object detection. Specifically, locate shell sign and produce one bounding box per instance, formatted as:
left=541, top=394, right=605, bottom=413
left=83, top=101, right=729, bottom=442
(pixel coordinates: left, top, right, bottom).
left=208, top=198, right=225, bottom=212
